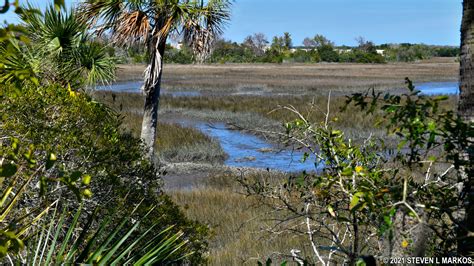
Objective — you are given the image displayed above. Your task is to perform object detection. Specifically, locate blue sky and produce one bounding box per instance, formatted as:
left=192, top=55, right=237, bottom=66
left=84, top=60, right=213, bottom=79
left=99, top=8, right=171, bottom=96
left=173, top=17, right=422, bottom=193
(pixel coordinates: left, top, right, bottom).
left=2, top=0, right=462, bottom=46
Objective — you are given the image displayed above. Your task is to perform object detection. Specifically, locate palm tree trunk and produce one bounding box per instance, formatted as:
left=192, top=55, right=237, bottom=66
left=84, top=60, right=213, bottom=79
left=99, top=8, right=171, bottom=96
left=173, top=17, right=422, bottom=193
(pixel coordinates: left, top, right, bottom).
left=458, top=0, right=474, bottom=257
left=141, top=37, right=166, bottom=158
left=459, top=0, right=474, bottom=122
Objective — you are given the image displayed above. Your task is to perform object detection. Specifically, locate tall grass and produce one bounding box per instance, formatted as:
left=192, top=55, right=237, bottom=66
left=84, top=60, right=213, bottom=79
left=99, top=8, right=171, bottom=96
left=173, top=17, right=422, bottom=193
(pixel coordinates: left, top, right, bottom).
left=92, top=90, right=379, bottom=130
left=155, top=123, right=226, bottom=164
left=116, top=62, right=458, bottom=92
left=170, top=171, right=313, bottom=265
left=92, top=89, right=457, bottom=149
left=90, top=91, right=226, bottom=164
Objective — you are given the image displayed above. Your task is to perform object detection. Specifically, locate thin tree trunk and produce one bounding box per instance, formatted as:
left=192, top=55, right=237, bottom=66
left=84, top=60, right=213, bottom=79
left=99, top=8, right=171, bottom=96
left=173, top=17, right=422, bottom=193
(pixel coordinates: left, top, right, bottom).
left=350, top=214, right=359, bottom=266
left=458, top=0, right=474, bottom=257
left=141, top=37, right=166, bottom=159
left=459, top=0, right=474, bottom=122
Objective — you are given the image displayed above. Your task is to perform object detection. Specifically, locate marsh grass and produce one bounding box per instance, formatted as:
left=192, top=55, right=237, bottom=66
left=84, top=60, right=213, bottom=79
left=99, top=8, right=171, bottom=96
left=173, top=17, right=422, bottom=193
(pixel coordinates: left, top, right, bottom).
left=170, top=171, right=314, bottom=265
left=116, top=62, right=458, bottom=93
left=90, top=91, right=226, bottom=164
left=162, top=94, right=376, bottom=129
left=92, top=90, right=379, bottom=129
left=92, top=89, right=457, bottom=151
left=155, top=122, right=227, bottom=163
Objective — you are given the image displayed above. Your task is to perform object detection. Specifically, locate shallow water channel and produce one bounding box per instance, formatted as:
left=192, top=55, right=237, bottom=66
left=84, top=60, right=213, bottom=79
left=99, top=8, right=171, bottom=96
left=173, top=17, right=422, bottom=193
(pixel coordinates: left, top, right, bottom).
left=192, top=122, right=316, bottom=172
left=99, top=80, right=458, bottom=172
left=415, top=81, right=459, bottom=95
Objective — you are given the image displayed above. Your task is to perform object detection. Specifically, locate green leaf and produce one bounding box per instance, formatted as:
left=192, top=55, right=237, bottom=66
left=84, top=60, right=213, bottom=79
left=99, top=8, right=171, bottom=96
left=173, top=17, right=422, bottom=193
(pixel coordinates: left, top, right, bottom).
left=384, top=215, right=393, bottom=227
left=427, top=121, right=436, bottom=131
left=350, top=192, right=365, bottom=211
left=0, top=173, right=34, bottom=221
left=266, top=258, right=272, bottom=266
left=341, top=167, right=353, bottom=176
left=385, top=105, right=398, bottom=113
left=46, top=153, right=57, bottom=170
left=433, top=95, right=448, bottom=101
left=0, top=0, right=10, bottom=14
left=86, top=218, right=129, bottom=263
left=110, top=223, right=160, bottom=264
left=0, top=163, right=17, bottom=177
left=97, top=219, right=141, bottom=265
left=82, top=189, right=92, bottom=198
left=82, top=175, right=91, bottom=185
left=57, top=205, right=83, bottom=261
left=397, top=140, right=407, bottom=151
left=70, top=171, right=82, bottom=182
left=328, top=205, right=336, bottom=217
left=54, top=0, right=65, bottom=11
left=350, top=194, right=360, bottom=211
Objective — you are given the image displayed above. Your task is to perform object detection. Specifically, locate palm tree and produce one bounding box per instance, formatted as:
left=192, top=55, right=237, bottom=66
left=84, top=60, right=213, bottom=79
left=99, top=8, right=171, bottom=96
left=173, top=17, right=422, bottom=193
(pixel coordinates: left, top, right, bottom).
left=0, top=4, right=115, bottom=88
left=458, top=0, right=474, bottom=257
left=459, top=0, right=473, bottom=123
left=80, top=0, right=231, bottom=158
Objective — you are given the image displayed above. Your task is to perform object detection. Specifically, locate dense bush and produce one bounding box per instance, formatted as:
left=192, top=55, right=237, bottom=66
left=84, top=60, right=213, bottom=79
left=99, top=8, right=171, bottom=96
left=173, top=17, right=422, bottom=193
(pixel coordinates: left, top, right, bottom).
left=289, top=49, right=320, bottom=63
left=0, top=83, right=209, bottom=263
left=317, top=44, right=340, bottom=62
left=165, top=46, right=194, bottom=64
left=339, top=50, right=385, bottom=63
left=382, top=43, right=460, bottom=62
left=209, top=39, right=256, bottom=63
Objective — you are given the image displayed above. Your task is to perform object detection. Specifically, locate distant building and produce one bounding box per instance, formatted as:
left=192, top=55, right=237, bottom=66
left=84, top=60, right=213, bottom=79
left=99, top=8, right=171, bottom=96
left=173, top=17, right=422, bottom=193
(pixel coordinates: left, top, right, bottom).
left=335, top=48, right=352, bottom=54
left=289, top=47, right=312, bottom=53
left=376, top=49, right=385, bottom=55
left=171, top=42, right=183, bottom=50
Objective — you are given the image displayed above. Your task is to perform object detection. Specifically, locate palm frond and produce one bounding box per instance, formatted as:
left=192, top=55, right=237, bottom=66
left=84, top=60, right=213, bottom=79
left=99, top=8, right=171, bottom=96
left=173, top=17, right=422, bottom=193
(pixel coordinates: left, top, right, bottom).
left=23, top=5, right=84, bottom=57
left=8, top=4, right=116, bottom=87
left=76, top=39, right=116, bottom=86
left=24, top=203, right=193, bottom=265
left=0, top=38, right=40, bottom=86
left=202, top=0, right=232, bottom=36
left=183, top=0, right=231, bottom=62
left=114, top=10, right=150, bottom=45
left=79, top=0, right=126, bottom=29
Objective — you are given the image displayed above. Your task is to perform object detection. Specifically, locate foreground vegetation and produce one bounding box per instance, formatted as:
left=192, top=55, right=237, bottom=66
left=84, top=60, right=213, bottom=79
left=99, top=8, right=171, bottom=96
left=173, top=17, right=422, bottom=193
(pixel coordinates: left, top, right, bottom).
left=1, top=1, right=472, bottom=265
left=1, top=3, right=208, bottom=264
left=1, top=83, right=209, bottom=264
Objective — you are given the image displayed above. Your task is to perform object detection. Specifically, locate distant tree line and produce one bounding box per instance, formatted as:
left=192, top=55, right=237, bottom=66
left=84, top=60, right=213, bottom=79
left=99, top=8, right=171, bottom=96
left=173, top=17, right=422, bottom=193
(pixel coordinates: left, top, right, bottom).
left=106, top=32, right=460, bottom=64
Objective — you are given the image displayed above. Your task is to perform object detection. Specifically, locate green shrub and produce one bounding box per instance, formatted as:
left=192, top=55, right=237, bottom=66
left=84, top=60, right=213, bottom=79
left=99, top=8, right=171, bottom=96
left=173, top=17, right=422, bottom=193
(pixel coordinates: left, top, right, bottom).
left=239, top=79, right=472, bottom=263
left=0, top=83, right=209, bottom=263
left=339, top=50, right=386, bottom=63
left=318, top=45, right=339, bottom=62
